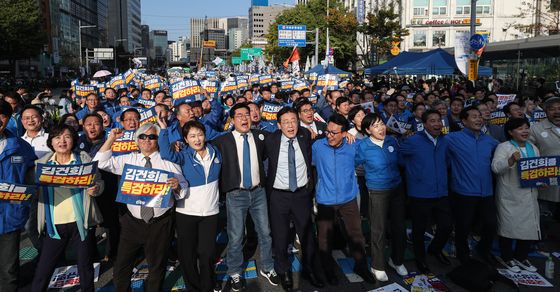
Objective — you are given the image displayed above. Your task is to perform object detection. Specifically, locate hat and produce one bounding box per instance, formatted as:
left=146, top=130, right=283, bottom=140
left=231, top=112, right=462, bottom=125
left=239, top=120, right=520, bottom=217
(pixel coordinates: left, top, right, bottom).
left=543, top=96, right=560, bottom=109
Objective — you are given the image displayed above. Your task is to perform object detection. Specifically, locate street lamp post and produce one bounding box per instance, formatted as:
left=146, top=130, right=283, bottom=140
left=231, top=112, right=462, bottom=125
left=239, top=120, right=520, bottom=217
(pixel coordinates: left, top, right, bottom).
left=78, top=20, right=96, bottom=74
left=114, top=38, right=127, bottom=73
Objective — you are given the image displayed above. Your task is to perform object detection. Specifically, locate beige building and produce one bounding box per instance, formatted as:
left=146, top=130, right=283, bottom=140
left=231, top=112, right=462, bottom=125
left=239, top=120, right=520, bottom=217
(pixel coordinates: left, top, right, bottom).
left=249, top=5, right=292, bottom=48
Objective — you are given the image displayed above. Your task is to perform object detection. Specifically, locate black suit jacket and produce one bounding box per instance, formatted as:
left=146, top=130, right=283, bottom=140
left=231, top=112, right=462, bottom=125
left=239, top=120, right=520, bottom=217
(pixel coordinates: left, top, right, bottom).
left=211, top=129, right=267, bottom=194
left=264, top=127, right=313, bottom=194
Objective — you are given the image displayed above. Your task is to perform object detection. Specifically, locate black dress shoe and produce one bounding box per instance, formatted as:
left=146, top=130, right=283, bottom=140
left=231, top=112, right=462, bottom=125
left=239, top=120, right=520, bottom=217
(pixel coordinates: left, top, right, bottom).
left=280, top=272, right=293, bottom=291
left=353, top=267, right=376, bottom=284
left=302, top=272, right=325, bottom=288
left=479, top=253, right=499, bottom=267
left=415, top=260, right=431, bottom=274
left=428, top=250, right=451, bottom=266
left=324, top=270, right=339, bottom=286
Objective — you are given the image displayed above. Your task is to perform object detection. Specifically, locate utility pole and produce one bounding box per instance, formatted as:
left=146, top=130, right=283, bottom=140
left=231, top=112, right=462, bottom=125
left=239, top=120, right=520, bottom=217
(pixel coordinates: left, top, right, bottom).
left=469, top=0, right=477, bottom=37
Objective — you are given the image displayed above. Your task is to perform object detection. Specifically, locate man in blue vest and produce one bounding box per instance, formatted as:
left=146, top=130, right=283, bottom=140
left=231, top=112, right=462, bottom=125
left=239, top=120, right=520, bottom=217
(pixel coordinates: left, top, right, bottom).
left=0, top=99, right=37, bottom=292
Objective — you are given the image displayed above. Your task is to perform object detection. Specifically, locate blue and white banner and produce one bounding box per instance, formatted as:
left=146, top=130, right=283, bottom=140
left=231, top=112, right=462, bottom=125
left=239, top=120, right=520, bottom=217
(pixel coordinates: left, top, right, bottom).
left=0, top=182, right=35, bottom=205
left=36, top=162, right=98, bottom=188
left=518, top=156, right=560, bottom=188
left=170, top=79, right=203, bottom=105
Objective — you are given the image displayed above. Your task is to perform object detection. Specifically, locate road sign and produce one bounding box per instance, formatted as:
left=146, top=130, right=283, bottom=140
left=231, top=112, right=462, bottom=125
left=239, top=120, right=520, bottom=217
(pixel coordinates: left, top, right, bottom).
left=232, top=57, right=242, bottom=65
left=278, top=25, right=307, bottom=47
left=240, top=48, right=263, bottom=61
left=469, top=34, right=485, bottom=50
left=203, top=40, right=216, bottom=48
left=93, top=48, right=114, bottom=60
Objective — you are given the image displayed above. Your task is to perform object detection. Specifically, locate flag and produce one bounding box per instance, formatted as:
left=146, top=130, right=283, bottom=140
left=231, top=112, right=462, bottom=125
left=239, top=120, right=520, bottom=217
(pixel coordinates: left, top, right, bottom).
left=283, top=46, right=300, bottom=69
left=305, top=56, right=311, bottom=72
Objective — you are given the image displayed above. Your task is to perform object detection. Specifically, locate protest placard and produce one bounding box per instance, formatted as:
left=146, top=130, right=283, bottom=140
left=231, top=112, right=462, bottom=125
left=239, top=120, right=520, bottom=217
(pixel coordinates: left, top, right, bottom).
left=111, top=130, right=139, bottom=156
left=201, top=80, right=219, bottom=99
left=498, top=269, right=553, bottom=287
left=236, top=76, right=249, bottom=91
left=532, top=110, right=547, bottom=124
left=123, top=69, right=137, bottom=87
left=110, top=74, right=127, bottom=90
left=36, top=162, right=98, bottom=188
left=116, top=164, right=174, bottom=208
left=249, top=74, right=260, bottom=85
left=261, top=101, right=284, bottom=122
left=489, top=110, right=508, bottom=126
left=137, top=98, right=157, bottom=108
left=280, top=80, right=294, bottom=92
left=518, top=156, right=560, bottom=188
left=259, top=75, right=273, bottom=87
left=316, top=74, right=339, bottom=92
left=140, top=107, right=157, bottom=126
left=143, top=77, right=164, bottom=93
left=0, top=182, right=35, bottom=205
left=48, top=263, right=100, bottom=289
left=368, top=283, right=408, bottom=292
left=293, top=79, right=308, bottom=91
left=496, top=94, right=516, bottom=109
left=219, top=80, right=238, bottom=96
left=74, top=85, right=97, bottom=100
left=170, top=79, right=203, bottom=105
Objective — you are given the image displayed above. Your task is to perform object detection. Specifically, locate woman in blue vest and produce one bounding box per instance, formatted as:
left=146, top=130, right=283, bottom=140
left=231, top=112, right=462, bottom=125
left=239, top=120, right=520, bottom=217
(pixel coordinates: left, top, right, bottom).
left=158, top=116, right=222, bottom=292
left=31, top=124, right=104, bottom=292
left=356, top=113, right=407, bottom=282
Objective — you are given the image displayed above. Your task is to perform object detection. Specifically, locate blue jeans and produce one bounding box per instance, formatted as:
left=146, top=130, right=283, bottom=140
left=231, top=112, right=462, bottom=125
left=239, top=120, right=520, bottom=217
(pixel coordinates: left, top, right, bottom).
left=226, top=187, right=274, bottom=275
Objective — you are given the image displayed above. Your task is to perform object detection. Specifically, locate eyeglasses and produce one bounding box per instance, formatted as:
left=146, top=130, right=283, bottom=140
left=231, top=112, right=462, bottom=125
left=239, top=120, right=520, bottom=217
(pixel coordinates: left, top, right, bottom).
left=234, top=114, right=250, bottom=119
left=138, top=134, right=158, bottom=140
left=325, top=130, right=342, bottom=136
left=301, top=108, right=314, bottom=114
left=22, top=115, right=41, bottom=121
left=123, top=118, right=139, bottom=123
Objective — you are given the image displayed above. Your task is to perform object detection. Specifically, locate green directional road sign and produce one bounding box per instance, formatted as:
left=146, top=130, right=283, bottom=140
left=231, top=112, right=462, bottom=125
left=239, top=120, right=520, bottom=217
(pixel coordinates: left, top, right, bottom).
left=240, top=48, right=263, bottom=61
left=232, top=57, right=242, bottom=65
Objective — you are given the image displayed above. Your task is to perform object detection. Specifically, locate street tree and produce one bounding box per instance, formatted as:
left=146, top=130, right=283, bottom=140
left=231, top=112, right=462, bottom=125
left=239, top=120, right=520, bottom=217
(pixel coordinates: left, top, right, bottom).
left=265, top=0, right=358, bottom=71
left=357, top=3, right=409, bottom=68
left=0, top=0, right=47, bottom=74
left=511, top=0, right=560, bottom=36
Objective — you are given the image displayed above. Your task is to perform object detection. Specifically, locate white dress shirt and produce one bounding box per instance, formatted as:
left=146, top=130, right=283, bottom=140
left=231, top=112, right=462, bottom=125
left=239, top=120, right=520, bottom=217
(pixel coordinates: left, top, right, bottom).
left=22, top=129, right=50, bottom=158
left=273, top=135, right=308, bottom=190
left=93, top=150, right=188, bottom=219
left=424, top=130, right=438, bottom=146
left=232, top=130, right=260, bottom=188
left=300, top=121, right=319, bottom=134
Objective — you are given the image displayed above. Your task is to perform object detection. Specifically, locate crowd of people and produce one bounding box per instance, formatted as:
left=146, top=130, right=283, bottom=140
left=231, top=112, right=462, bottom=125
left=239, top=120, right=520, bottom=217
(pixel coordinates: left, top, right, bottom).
left=0, top=72, right=559, bottom=292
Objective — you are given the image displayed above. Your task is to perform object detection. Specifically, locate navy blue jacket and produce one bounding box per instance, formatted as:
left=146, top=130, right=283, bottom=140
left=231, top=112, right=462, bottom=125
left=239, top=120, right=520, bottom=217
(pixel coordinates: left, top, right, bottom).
left=355, top=136, right=401, bottom=190
left=400, top=131, right=448, bottom=198
left=446, top=128, right=498, bottom=197
left=0, top=134, right=37, bottom=234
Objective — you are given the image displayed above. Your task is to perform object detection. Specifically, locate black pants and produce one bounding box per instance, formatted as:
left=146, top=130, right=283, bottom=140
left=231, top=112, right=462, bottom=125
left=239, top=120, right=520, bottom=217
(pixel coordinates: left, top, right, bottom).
left=368, top=185, right=406, bottom=270
left=31, top=224, right=95, bottom=292
left=317, top=199, right=367, bottom=274
left=96, top=170, right=120, bottom=260
left=176, top=213, right=218, bottom=292
left=451, top=193, right=497, bottom=261
left=113, top=212, right=174, bottom=292
left=0, top=230, right=21, bottom=292
left=409, top=197, right=453, bottom=262
left=499, top=237, right=532, bottom=262
left=270, top=188, right=316, bottom=274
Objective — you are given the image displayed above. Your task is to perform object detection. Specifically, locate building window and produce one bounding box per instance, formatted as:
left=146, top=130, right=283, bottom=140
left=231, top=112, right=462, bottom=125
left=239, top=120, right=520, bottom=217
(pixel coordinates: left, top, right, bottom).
left=432, top=0, right=447, bottom=15
left=413, top=31, right=427, bottom=47
left=413, top=0, right=429, bottom=16
left=432, top=30, right=446, bottom=47
left=456, top=0, right=491, bottom=15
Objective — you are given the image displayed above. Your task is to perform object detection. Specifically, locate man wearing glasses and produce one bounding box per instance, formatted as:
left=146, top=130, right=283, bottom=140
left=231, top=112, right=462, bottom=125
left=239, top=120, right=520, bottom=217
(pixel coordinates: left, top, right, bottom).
left=211, top=103, right=279, bottom=291
left=94, top=123, right=187, bottom=292
left=295, top=99, right=326, bottom=140
left=311, top=113, right=375, bottom=286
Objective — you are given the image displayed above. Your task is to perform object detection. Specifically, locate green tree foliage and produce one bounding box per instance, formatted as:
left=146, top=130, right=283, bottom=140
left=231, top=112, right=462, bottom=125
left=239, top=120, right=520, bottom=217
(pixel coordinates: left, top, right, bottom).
left=0, top=0, right=47, bottom=71
left=357, top=4, right=409, bottom=67
left=265, top=0, right=358, bottom=70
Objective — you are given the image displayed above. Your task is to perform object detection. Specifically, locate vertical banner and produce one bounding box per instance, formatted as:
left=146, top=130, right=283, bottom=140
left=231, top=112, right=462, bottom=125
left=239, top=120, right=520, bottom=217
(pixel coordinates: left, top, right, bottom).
left=116, top=164, right=174, bottom=208
left=468, top=59, right=479, bottom=81
left=454, top=31, right=470, bottom=76
left=36, top=162, right=98, bottom=188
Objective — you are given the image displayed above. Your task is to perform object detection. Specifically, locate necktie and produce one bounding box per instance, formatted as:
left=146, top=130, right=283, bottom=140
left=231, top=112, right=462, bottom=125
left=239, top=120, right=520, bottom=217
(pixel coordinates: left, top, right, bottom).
left=140, top=156, right=154, bottom=223
left=242, top=134, right=252, bottom=189
left=288, top=139, right=297, bottom=192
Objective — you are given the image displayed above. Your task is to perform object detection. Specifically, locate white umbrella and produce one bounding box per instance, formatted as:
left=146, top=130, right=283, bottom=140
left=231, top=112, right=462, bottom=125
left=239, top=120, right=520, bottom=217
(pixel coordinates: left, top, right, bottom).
left=92, top=70, right=112, bottom=78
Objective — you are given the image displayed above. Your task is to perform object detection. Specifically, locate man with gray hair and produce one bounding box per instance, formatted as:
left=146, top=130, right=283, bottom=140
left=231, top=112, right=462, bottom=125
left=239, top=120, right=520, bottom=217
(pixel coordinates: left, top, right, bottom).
left=94, top=123, right=188, bottom=292
left=529, top=97, right=560, bottom=211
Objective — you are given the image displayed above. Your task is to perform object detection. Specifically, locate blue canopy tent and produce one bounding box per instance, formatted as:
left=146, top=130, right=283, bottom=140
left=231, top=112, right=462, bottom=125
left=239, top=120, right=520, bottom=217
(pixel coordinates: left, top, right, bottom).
left=366, top=48, right=492, bottom=76
left=364, top=51, right=423, bottom=75
left=305, top=64, right=352, bottom=78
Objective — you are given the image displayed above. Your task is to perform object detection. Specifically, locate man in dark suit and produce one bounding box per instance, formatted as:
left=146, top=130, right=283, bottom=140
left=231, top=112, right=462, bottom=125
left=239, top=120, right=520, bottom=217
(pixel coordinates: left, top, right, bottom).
left=211, top=103, right=279, bottom=291
left=295, top=98, right=327, bottom=141
left=265, top=107, right=324, bottom=291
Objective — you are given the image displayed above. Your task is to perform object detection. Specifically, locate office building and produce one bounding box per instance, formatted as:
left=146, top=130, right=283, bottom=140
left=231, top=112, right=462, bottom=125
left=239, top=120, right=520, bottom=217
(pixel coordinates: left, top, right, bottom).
left=169, top=36, right=191, bottom=62
left=141, top=25, right=150, bottom=57
left=249, top=5, right=291, bottom=48
left=108, top=0, right=142, bottom=53
left=150, top=30, right=169, bottom=63
left=190, top=18, right=223, bottom=49
left=229, top=27, right=249, bottom=51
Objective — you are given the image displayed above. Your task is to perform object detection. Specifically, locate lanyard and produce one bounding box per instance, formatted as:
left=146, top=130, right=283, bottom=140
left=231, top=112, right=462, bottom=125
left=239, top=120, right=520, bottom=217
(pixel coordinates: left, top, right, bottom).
left=509, top=140, right=535, bottom=158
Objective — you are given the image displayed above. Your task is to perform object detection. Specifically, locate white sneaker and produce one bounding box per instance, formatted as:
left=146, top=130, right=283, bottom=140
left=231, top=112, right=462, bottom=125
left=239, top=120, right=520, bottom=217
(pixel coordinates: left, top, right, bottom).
left=371, top=268, right=389, bottom=282
left=503, top=260, right=521, bottom=273
left=515, top=259, right=538, bottom=272
left=388, top=258, right=408, bottom=276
